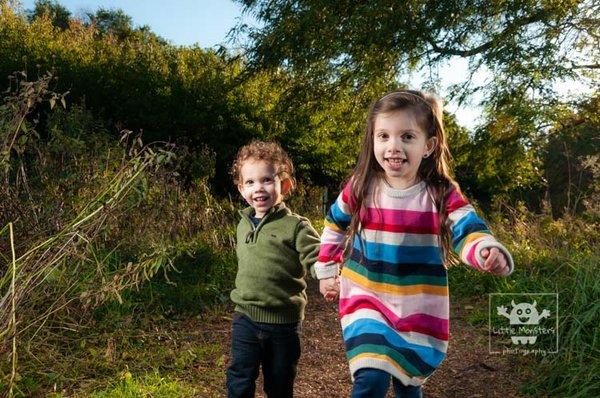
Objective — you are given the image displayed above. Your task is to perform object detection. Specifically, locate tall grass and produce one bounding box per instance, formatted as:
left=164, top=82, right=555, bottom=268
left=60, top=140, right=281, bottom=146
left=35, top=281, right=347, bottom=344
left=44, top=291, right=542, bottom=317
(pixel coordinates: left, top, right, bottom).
left=0, top=71, right=238, bottom=396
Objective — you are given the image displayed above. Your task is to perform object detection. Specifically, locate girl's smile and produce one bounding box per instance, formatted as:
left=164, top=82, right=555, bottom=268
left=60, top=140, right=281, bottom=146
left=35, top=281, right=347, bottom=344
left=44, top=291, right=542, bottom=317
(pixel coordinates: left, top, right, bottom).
left=373, top=110, right=436, bottom=189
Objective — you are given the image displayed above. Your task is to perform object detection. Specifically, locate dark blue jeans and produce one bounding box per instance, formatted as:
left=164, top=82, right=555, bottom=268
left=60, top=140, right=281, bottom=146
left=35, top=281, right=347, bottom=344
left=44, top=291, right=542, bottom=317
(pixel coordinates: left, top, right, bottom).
left=226, top=313, right=301, bottom=398
left=351, top=368, right=423, bottom=398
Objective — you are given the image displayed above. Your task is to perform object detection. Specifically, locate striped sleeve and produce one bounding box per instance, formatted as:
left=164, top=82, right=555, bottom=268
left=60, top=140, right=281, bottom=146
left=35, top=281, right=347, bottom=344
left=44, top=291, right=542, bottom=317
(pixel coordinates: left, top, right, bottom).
left=446, top=187, right=514, bottom=275
left=314, top=180, right=355, bottom=279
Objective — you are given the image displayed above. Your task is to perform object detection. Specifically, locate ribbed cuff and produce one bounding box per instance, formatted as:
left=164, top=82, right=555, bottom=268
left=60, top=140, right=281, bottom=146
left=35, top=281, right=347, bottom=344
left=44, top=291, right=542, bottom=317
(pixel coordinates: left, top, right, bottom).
left=475, top=241, right=514, bottom=275
left=235, top=304, right=303, bottom=324
left=314, top=261, right=339, bottom=279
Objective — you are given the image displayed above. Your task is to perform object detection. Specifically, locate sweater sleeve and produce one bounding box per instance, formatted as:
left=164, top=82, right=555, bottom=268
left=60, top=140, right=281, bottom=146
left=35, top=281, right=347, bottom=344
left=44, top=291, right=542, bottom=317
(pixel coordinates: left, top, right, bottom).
left=446, top=187, right=514, bottom=275
left=294, top=219, right=321, bottom=279
left=314, top=180, right=355, bottom=279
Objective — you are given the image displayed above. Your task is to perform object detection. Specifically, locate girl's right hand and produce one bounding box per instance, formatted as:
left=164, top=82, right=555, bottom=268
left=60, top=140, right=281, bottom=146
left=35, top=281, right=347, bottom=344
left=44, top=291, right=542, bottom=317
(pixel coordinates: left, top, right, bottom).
left=319, top=277, right=340, bottom=301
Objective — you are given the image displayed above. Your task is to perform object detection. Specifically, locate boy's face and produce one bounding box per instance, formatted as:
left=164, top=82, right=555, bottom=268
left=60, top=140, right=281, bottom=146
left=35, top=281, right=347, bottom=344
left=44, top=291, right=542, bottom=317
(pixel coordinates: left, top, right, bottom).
left=238, top=159, right=290, bottom=218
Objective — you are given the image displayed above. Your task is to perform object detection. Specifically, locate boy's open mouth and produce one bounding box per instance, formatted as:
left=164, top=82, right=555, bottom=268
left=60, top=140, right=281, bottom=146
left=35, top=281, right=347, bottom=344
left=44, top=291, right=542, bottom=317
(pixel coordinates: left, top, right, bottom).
left=253, top=196, right=269, bottom=203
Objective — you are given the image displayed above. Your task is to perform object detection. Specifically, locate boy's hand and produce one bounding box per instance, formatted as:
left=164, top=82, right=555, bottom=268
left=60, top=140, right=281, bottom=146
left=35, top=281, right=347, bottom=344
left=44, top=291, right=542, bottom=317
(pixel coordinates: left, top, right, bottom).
left=481, top=247, right=510, bottom=275
left=319, top=277, right=340, bottom=302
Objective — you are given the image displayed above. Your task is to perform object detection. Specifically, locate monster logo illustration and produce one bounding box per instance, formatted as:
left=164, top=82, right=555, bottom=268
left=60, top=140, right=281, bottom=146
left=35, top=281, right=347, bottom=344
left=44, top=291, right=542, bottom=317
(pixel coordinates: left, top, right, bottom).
left=497, top=300, right=550, bottom=345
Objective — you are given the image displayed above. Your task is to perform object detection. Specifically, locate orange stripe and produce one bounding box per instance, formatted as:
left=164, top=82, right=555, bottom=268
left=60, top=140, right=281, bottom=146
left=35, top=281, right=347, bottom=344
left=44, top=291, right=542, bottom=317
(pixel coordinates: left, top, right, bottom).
left=324, top=219, right=345, bottom=233
left=349, top=353, right=427, bottom=382
left=341, top=267, right=448, bottom=296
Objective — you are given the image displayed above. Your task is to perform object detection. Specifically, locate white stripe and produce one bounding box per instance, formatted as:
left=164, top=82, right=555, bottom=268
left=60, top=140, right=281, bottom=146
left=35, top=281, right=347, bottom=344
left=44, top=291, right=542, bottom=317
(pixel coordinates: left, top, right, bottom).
left=340, top=271, right=449, bottom=315
left=349, top=357, right=426, bottom=386
left=447, top=204, right=476, bottom=227
left=321, top=228, right=347, bottom=244
left=360, top=229, right=439, bottom=247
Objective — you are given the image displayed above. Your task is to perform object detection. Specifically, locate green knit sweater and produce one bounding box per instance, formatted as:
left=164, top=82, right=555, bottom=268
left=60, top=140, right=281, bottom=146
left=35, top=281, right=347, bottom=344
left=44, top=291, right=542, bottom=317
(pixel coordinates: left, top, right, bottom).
left=230, top=202, right=320, bottom=324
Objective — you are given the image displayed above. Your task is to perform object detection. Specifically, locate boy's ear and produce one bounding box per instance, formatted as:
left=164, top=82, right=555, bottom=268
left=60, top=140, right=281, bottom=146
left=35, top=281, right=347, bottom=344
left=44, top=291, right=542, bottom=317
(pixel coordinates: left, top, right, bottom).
left=237, top=184, right=244, bottom=196
left=281, top=177, right=292, bottom=196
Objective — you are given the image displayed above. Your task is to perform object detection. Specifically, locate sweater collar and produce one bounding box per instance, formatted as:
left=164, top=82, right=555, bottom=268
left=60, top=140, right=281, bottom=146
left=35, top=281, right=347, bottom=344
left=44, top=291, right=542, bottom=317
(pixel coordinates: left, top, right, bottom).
left=239, top=202, right=289, bottom=220
left=380, top=179, right=427, bottom=198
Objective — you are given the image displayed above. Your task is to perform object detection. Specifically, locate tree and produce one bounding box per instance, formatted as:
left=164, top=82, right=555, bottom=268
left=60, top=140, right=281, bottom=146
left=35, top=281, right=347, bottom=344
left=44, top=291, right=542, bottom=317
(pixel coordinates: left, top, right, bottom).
left=27, top=0, right=71, bottom=30
left=236, top=0, right=598, bottom=105
left=544, top=94, right=600, bottom=216
left=85, top=8, right=135, bottom=40
left=234, top=0, right=598, bottom=202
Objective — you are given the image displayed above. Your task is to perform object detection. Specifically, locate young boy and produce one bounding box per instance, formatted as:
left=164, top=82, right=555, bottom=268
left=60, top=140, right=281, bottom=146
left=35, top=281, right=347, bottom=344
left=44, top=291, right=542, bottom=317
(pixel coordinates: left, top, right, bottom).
left=226, top=140, right=321, bottom=398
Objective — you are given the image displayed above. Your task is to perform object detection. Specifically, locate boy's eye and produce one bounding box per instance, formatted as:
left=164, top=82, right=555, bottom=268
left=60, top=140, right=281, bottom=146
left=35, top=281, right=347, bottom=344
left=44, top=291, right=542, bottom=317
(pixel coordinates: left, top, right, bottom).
left=245, top=180, right=253, bottom=185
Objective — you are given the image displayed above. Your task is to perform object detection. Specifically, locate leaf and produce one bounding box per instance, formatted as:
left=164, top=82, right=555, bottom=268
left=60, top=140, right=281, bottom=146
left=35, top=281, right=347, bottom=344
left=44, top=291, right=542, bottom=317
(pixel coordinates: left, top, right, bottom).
left=49, top=98, right=56, bottom=109
left=61, top=97, right=66, bottom=108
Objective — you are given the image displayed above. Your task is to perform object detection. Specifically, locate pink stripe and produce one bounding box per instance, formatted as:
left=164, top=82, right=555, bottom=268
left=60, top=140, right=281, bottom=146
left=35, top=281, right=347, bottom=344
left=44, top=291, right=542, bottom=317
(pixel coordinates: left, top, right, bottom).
left=318, top=243, right=344, bottom=262
left=446, top=188, right=469, bottom=213
left=341, top=279, right=449, bottom=318
left=466, top=242, right=480, bottom=269
left=340, top=296, right=449, bottom=340
left=360, top=208, right=439, bottom=229
left=341, top=179, right=357, bottom=212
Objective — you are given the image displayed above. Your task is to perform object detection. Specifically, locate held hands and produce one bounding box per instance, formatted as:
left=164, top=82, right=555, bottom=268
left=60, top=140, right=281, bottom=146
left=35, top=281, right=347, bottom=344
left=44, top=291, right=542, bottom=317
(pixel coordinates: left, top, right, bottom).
left=481, top=247, right=510, bottom=275
left=319, top=276, right=340, bottom=302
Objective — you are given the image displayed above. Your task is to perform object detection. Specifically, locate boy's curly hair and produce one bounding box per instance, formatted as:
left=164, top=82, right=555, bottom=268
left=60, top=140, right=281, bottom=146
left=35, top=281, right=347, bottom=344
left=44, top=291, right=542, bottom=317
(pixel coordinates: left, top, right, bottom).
left=231, top=140, right=295, bottom=192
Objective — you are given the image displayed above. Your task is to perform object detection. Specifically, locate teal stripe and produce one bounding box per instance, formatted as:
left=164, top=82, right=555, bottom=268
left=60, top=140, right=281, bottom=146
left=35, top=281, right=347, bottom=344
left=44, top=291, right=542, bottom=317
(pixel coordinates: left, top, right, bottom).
left=345, top=259, right=448, bottom=287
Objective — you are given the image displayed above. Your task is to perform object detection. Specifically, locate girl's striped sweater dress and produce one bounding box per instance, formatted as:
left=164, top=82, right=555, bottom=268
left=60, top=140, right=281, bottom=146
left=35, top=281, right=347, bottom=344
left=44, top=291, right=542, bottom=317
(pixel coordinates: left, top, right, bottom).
left=314, top=178, right=513, bottom=386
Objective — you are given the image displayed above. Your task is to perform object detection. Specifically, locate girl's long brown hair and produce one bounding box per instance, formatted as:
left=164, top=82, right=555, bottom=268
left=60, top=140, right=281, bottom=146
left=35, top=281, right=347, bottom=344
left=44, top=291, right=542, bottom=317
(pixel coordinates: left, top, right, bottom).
left=347, top=89, right=459, bottom=265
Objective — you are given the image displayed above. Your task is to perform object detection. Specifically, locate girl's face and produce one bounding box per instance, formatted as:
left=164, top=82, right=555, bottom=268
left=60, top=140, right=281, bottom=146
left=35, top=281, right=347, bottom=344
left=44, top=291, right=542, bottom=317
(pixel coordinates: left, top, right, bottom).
left=373, top=110, right=437, bottom=189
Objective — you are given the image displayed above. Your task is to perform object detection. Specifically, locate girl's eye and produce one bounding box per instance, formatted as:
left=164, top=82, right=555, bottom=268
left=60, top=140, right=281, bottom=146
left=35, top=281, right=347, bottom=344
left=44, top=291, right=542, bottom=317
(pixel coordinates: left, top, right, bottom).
left=377, top=133, right=388, bottom=139
left=403, top=134, right=414, bottom=140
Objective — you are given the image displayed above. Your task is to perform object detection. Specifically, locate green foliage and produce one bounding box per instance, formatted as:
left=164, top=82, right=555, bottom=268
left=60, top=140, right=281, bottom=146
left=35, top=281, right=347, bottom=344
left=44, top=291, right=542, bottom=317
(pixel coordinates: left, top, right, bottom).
left=449, top=204, right=600, bottom=395
left=544, top=94, right=600, bottom=216
left=0, top=72, right=238, bottom=395
left=237, top=0, right=597, bottom=105
left=28, top=0, right=70, bottom=30
left=91, top=372, right=198, bottom=398
left=86, top=8, right=136, bottom=40
left=0, top=4, right=280, bottom=185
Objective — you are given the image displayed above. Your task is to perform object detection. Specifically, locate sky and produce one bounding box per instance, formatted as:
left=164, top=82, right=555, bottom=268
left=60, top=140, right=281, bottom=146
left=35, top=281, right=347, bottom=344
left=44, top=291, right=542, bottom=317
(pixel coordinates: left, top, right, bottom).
left=20, top=0, right=255, bottom=48
left=19, top=0, right=590, bottom=130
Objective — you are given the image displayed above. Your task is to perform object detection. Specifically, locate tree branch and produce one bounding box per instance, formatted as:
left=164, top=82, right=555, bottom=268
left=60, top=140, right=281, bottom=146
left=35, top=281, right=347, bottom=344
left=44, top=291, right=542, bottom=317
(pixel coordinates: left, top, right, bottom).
left=427, top=10, right=548, bottom=57
left=571, top=63, right=600, bottom=69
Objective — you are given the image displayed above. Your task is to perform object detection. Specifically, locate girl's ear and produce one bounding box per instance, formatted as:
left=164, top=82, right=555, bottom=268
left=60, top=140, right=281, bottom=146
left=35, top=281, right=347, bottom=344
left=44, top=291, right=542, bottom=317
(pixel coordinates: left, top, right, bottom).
left=426, top=136, right=438, bottom=156
left=281, top=177, right=292, bottom=196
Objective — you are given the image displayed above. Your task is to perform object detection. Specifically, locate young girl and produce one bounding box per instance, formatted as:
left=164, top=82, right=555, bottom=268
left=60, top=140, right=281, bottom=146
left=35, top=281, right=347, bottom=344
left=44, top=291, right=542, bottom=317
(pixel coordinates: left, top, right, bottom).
left=314, top=90, right=514, bottom=397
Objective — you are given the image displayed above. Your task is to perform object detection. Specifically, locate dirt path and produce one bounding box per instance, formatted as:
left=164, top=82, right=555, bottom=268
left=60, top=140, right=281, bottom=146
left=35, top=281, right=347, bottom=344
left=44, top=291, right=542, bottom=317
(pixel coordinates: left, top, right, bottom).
left=197, top=279, right=528, bottom=397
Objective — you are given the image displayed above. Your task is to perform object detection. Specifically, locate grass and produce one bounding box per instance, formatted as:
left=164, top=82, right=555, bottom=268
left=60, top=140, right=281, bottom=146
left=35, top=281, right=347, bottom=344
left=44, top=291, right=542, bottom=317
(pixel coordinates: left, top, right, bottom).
left=87, top=372, right=198, bottom=398
left=449, top=207, right=600, bottom=397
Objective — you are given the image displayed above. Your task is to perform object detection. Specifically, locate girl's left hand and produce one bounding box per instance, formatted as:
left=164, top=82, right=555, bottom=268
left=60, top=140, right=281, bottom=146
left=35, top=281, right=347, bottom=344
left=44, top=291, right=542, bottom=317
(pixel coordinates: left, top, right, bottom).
left=481, top=247, right=510, bottom=275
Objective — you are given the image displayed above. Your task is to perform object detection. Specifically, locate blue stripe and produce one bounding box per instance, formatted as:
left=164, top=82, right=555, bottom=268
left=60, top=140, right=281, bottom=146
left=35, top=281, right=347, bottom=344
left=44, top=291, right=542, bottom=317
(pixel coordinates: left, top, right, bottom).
left=451, top=211, right=488, bottom=246
left=343, top=318, right=446, bottom=368
left=328, top=199, right=351, bottom=229
left=353, top=237, right=443, bottom=264
left=347, top=251, right=447, bottom=277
